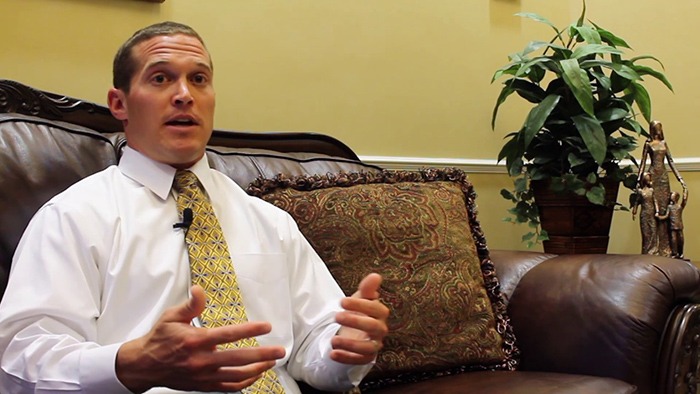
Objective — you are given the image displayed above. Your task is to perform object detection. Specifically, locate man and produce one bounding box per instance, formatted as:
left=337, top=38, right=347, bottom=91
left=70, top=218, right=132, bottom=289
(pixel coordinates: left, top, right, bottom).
left=0, top=21, right=389, bottom=393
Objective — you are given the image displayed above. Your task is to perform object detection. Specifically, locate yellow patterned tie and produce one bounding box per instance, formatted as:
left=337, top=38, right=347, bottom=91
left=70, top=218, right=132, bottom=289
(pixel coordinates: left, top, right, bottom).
left=174, top=170, right=285, bottom=394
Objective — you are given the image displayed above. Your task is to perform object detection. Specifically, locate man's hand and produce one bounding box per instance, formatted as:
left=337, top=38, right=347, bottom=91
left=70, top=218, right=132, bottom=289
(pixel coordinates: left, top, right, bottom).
left=116, top=285, right=286, bottom=393
left=332, top=273, right=390, bottom=365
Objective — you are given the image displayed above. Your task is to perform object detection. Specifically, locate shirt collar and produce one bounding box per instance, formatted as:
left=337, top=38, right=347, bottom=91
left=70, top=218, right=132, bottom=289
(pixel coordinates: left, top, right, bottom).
left=119, top=146, right=213, bottom=201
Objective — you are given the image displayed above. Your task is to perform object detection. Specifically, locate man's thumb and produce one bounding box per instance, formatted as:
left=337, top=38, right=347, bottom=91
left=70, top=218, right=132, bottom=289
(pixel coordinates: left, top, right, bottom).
left=354, top=273, right=382, bottom=300
left=164, top=285, right=207, bottom=323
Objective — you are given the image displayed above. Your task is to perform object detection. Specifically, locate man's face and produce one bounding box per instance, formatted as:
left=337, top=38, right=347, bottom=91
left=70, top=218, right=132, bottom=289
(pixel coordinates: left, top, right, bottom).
left=108, top=34, right=215, bottom=169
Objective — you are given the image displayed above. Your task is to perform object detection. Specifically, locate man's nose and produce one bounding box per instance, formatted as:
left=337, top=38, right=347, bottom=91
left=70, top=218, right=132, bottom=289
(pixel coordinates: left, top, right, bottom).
left=172, top=80, right=194, bottom=106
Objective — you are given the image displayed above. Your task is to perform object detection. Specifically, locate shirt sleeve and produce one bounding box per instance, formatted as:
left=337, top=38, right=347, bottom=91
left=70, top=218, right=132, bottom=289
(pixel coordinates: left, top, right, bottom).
left=280, top=216, right=375, bottom=391
left=0, top=203, right=131, bottom=393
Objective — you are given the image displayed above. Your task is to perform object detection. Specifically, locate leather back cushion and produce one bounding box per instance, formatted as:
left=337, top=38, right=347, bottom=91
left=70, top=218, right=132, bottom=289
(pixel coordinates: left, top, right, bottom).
left=248, top=168, right=518, bottom=390
left=0, top=114, right=122, bottom=298
left=207, top=146, right=379, bottom=188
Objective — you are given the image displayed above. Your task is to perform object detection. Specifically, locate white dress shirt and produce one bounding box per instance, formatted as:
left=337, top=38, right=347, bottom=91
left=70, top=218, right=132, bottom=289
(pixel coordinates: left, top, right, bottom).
left=0, top=147, right=370, bottom=393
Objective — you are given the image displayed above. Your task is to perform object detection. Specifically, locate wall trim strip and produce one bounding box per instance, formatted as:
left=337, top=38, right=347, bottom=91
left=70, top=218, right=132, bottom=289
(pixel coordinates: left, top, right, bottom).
left=359, top=155, right=700, bottom=174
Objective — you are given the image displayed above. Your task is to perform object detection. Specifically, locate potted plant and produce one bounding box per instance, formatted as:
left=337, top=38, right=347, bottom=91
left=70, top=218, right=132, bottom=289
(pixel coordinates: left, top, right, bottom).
left=491, top=1, right=673, bottom=252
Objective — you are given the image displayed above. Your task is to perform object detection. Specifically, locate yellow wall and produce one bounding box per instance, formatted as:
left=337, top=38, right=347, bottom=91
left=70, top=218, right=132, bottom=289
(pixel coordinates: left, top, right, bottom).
left=2, top=0, right=698, bottom=257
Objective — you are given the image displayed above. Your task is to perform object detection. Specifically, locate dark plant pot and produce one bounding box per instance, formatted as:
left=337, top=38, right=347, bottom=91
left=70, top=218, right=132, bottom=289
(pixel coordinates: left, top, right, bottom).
left=532, top=178, right=620, bottom=254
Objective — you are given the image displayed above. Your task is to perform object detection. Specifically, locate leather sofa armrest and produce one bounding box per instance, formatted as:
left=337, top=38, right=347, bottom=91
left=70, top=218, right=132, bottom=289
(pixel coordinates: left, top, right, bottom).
left=489, top=249, right=556, bottom=302
left=495, top=252, right=700, bottom=392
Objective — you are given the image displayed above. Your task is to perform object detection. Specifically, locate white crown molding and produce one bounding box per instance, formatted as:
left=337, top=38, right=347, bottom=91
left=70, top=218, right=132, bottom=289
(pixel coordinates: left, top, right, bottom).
left=359, top=155, right=700, bottom=174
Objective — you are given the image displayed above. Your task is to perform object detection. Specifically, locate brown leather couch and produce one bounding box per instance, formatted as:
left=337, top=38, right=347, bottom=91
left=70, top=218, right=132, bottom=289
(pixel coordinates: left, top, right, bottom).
left=1, top=79, right=699, bottom=394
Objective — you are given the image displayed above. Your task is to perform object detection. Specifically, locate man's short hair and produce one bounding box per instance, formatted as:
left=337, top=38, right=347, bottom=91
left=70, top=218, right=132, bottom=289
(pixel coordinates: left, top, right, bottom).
left=112, top=21, right=209, bottom=93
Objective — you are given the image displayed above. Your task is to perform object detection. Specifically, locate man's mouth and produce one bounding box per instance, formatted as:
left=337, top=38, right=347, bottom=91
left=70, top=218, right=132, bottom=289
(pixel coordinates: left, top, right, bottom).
left=165, top=116, right=198, bottom=127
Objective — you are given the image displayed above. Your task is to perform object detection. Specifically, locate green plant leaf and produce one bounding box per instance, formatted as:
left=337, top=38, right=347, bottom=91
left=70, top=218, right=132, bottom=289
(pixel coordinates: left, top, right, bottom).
left=573, top=25, right=601, bottom=44
left=515, top=57, right=558, bottom=79
left=550, top=178, right=566, bottom=192
left=596, top=107, right=628, bottom=123
left=579, top=59, right=615, bottom=70
left=611, top=63, right=641, bottom=81
left=522, top=94, right=561, bottom=148
left=630, top=82, right=652, bottom=123
left=514, top=176, right=528, bottom=193
left=515, top=12, right=556, bottom=28
left=576, top=0, right=587, bottom=27
left=491, top=85, right=515, bottom=129
left=520, top=40, right=550, bottom=56
left=592, top=23, right=632, bottom=48
left=560, top=59, right=595, bottom=116
left=529, top=167, right=550, bottom=180
left=542, top=43, right=574, bottom=59
left=561, top=174, right=586, bottom=192
left=527, top=219, right=541, bottom=228
left=507, top=78, right=547, bottom=103
left=500, top=188, right=516, bottom=201
left=491, top=62, right=519, bottom=83
left=589, top=70, right=611, bottom=92
left=631, top=64, right=674, bottom=92
left=509, top=52, right=526, bottom=63
left=571, top=44, right=623, bottom=59
left=621, top=118, right=644, bottom=136
left=522, top=232, right=535, bottom=242
left=581, top=60, right=640, bottom=84
left=516, top=12, right=565, bottom=44
left=586, top=184, right=606, bottom=204
left=630, top=55, right=665, bottom=69
left=608, top=137, right=636, bottom=160
left=586, top=172, right=597, bottom=184
left=572, top=113, right=606, bottom=165
left=497, top=133, right=520, bottom=163
left=507, top=156, right=524, bottom=177
left=568, top=152, right=587, bottom=167
left=610, top=71, right=632, bottom=94
left=528, top=66, right=546, bottom=83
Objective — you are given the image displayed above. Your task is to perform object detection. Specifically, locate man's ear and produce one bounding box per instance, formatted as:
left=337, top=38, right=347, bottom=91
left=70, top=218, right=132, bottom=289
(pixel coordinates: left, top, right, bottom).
left=107, top=88, right=128, bottom=121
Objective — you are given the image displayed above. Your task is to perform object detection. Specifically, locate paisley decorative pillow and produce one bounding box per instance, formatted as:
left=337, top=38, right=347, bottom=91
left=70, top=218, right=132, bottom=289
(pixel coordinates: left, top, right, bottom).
left=247, top=168, right=518, bottom=390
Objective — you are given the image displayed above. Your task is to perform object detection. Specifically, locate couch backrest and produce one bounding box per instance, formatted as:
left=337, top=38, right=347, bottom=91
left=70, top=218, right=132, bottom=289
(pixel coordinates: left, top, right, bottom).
left=0, top=79, right=380, bottom=299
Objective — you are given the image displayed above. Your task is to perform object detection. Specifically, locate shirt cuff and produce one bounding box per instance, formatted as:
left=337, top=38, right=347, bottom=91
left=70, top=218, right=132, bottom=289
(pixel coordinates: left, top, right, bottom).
left=347, top=362, right=375, bottom=387
left=318, top=325, right=376, bottom=390
left=79, top=342, right=132, bottom=393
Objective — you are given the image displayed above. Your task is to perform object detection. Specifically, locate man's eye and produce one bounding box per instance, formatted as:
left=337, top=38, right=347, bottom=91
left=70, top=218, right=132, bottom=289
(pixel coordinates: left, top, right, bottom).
left=152, top=75, right=167, bottom=84
left=192, top=74, right=208, bottom=84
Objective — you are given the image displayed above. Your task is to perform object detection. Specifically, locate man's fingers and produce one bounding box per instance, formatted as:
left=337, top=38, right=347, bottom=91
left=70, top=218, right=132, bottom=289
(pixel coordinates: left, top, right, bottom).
left=331, top=336, right=381, bottom=356
left=185, top=350, right=285, bottom=392
left=167, top=362, right=275, bottom=393
left=329, top=348, right=376, bottom=365
left=212, top=360, right=278, bottom=380
left=336, top=309, right=388, bottom=339
left=215, top=376, right=263, bottom=393
left=340, top=297, right=389, bottom=319
left=337, top=273, right=390, bottom=346
left=201, top=322, right=275, bottom=349
left=210, top=344, right=286, bottom=366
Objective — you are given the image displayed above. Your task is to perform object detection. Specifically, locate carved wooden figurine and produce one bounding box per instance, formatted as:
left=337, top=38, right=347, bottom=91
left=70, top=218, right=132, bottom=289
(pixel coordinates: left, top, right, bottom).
left=656, top=190, right=689, bottom=259
left=635, top=121, right=688, bottom=258
left=632, top=173, right=659, bottom=255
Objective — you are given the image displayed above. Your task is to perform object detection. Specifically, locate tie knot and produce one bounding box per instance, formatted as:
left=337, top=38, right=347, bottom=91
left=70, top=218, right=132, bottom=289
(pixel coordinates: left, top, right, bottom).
left=173, top=170, right=201, bottom=193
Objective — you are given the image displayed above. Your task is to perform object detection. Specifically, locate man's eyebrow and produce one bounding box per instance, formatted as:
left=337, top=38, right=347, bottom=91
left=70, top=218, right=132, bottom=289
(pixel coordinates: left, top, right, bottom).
left=142, top=60, right=213, bottom=73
